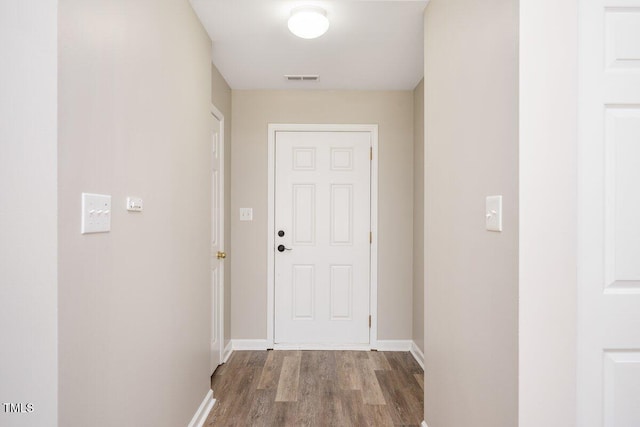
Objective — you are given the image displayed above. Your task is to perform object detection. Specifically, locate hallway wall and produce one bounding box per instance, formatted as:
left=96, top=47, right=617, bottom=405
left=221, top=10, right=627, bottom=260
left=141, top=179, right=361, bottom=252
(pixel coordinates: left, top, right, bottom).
left=0, top=2, right=58, bottom=426
left=423, top=0, right=519, bottom=425
left=58, top=1, right=212, bottom=426
left=230, top=90, right=414, bottom=342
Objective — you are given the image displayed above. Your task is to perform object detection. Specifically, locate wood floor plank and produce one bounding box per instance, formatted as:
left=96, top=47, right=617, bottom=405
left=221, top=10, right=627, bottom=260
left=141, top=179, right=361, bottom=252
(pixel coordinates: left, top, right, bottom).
left=226, top=367, right=263, bottom=424
left=243, top=389, right=276, bottom=427
left=397, top=372, right=425, bottom=425
left=414, top=372, right=424, bottom=390
left=295, top=352, right=325, bottom=425
left=275, top=355, right=301, bottom=402
left=361, top=402, right=396, bottom=427
left=375, top=369, right=409, bottom=425
left=385, top=350, right=423, bottom=375
left=210, top=367, right=228, bottom=395
left=376, top=368, right=424, bottom=426
left=246, top=350, right=269, bottom=367
left=257, top=350, right=285, bottom=390
left=318, top=379, right=344, bottom=427
left=357, top=357, right=387, bottom=405
left=297, top=351, right=344, bottom=425
left=293, top=390, right=318, bottom=425
left=384, top=353, right=425, bottom=417
left=270, top=402, right=298, bottom=426
left=227, top=350, right=251, bottom=367
left=336, top=351, right=361, bottom=390
left=339, top=389, right=369, bottom=426
left=399, top=351, right=424, bottom=374
left=208, top=366, right=261, bottom=426
left=369, top=350, right=392, bottom=371
left=297, top=352, right=320, bottom=394
left=312, top=350, right=336, bottom=382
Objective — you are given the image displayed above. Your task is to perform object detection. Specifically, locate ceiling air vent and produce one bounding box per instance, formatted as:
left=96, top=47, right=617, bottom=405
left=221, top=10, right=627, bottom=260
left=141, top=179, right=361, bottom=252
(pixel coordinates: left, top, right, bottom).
left=285, top=74, right=319, bottom=82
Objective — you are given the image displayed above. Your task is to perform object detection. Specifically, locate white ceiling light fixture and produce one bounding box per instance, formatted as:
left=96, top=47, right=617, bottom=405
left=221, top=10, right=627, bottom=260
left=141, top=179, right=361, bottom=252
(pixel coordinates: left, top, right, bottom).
left=288, top=6, right=330, bottom=39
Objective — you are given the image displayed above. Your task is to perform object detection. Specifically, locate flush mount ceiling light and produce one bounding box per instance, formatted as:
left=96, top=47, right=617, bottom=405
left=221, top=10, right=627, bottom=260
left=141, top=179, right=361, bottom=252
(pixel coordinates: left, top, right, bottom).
left=288, top=6, right=330, bottom=39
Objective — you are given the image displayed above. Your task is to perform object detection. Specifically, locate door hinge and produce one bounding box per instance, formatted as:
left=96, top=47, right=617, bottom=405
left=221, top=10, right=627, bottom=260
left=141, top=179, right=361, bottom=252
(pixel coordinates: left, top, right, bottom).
left=369, top=315, right=372, bottom=328
left=370, top=147, right=373, bottom=160
left=370, top=231, right=372, bottom=244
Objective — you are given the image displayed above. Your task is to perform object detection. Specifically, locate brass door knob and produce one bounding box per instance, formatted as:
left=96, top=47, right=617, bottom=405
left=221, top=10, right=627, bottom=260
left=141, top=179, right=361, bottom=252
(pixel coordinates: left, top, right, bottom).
left=216, top=251, right=227, bottom=259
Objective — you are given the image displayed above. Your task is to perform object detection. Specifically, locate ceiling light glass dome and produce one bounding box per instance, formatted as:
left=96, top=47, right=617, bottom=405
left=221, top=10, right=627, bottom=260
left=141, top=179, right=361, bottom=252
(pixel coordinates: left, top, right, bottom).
left=288, top=6, right=330, bottom=39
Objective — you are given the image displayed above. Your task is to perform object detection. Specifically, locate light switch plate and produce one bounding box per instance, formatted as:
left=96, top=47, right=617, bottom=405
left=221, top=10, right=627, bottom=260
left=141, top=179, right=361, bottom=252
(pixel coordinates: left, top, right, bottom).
left=81, top=193, right=111, bottom=234
left=240, top=208, right=253, bottom=221
left=127, top=197, right=143, bottom=212
left=486, top=195, right=503, bottom=232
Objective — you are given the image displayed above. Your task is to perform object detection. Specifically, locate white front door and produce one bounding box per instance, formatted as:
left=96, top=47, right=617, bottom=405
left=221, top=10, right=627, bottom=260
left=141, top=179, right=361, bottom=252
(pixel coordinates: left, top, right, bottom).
left=274, top=131, right=371, bottom=345
left=578, top=0, right=640, bottom=425
left=210, top=109, right=224, bottom=373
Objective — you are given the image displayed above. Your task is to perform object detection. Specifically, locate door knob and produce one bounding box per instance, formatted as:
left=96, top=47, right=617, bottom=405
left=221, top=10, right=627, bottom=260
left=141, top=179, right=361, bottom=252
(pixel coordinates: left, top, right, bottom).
left=216, top=251, right=227, bottom=259
left=277, top=244, right=292, bottom=252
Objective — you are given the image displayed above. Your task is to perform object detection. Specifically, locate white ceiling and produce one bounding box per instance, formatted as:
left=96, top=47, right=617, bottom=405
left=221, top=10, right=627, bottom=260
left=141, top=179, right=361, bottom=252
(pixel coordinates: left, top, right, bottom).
left=190, top=0, right=427, bottom=90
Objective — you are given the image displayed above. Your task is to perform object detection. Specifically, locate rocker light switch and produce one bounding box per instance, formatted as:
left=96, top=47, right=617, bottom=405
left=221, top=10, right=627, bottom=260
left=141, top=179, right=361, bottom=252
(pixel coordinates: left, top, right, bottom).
left=239, top=208, right=253, bottom=221
left=486, top=195, right=503, bottom=232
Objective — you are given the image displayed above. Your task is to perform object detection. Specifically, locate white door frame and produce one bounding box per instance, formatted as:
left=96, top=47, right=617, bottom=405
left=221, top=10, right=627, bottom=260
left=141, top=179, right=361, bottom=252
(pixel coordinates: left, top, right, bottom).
left=267, top=123, right=379, bottom=350
left=211, top=103, right=225, bottom=370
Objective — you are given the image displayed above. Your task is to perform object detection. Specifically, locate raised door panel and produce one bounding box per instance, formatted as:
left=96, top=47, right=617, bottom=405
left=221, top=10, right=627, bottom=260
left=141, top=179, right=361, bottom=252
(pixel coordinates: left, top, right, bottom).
left=330, top=265, right=353, bottom=321
left=292, top=265, right=314, bottom=320
left=605, top=9, right=640, bottom=70
left=605, top=107, right=640, bottom=291
left=330, top=184, right=353, bottom=246
left=604, top=351, right=640, bottom=426
left=292, top=184, right=316, bottom=246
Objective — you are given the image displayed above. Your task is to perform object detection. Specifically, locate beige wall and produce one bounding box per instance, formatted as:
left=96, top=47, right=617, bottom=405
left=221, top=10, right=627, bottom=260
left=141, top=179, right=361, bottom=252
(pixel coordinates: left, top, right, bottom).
left=423, top=0, right=519, bottom=425
left=519, top=0, right=577, bottom=425
left=413, top=79, right=425, bottom=353
left=58, top=1, right=212, bottom=426
left=0, top=2, right=58, bottom=426
left=231, top=90, right=414, bottom=341
left=211, top=63, right=232, bottom=350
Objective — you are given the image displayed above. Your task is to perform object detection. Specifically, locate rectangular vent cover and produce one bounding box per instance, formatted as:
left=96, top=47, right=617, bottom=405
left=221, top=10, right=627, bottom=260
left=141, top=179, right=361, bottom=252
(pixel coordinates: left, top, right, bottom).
left=285, top=74, right=319, bottom=81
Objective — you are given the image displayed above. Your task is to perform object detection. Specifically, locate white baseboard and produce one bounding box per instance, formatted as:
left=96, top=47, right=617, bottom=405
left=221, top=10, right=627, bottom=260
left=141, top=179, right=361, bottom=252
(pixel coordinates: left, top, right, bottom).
left=410, top=341, right=425, bottom=370
left=222, top=341, right=233, bottom=363
left=421, top=421, right=429, bottom=427
left=375, top=339, right=412, bottom=351
left=187, top=389, right=214, bottom=427
left=274, top=343, right=371, bottom=350
left=231, top=339, right=268, bottom=351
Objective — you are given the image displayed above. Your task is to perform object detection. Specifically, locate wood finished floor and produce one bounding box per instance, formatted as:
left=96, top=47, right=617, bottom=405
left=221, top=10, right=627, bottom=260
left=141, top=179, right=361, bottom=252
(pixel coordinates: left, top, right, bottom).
left=205, top=350, right=424, bottom=427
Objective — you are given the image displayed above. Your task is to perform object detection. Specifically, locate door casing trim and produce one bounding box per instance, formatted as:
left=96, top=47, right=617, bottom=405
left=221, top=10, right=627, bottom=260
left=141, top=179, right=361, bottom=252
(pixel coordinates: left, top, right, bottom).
left=267, top=123, right=379, bottom=349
